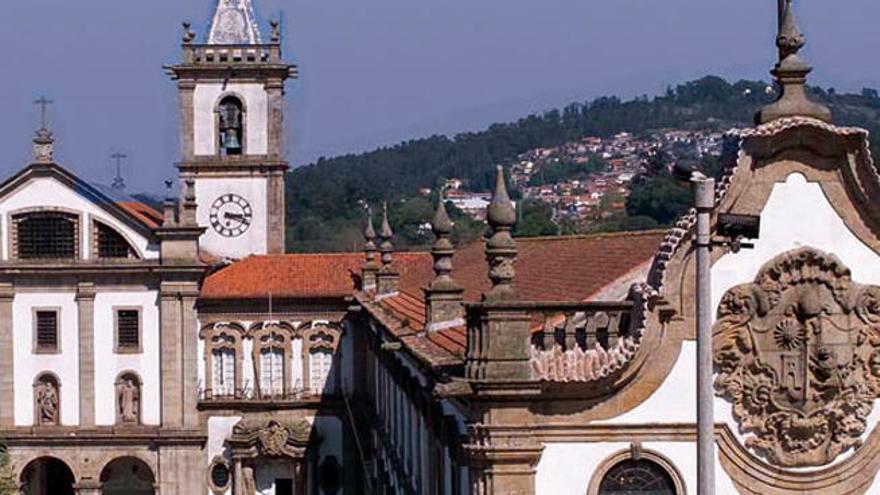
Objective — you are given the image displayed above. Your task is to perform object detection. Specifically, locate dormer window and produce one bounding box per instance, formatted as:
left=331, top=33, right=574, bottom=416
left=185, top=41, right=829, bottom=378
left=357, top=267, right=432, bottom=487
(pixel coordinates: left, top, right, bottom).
left=218, top=96, right=244, bottom=156
left=95, top=222, right=137, bottom=259
left=13, top=211, right=79, bottom=260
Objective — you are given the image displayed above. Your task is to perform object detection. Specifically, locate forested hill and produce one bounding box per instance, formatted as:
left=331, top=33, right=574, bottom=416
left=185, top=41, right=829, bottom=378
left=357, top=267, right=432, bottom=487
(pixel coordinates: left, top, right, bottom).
left=286, top=76, right=880, bottom=252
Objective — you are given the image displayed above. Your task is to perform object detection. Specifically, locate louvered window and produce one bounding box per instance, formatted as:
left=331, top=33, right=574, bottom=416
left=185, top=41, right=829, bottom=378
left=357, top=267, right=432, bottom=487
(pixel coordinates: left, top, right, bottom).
left=35, top=310, right=58, bottom=352
left=15, top=212, right=78, bottom=260
left=116, top=309, right=140, bottom=351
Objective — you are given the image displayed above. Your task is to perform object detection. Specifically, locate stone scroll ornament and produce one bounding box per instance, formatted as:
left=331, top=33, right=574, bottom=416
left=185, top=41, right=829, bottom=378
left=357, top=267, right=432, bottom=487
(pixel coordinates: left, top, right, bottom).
left=714, top=247, right=880, bottom=467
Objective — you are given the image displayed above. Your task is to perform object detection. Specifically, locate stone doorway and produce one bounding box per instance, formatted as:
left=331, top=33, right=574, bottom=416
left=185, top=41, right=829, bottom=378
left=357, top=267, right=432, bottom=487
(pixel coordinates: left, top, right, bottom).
left=100, top=457, right=156, bottom=495
left=20, top=457, right=75, bottom=495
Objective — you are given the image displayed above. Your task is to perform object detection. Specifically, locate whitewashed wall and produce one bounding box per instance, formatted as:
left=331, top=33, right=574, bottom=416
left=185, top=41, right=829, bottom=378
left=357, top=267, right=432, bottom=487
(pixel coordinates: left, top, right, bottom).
left=13, top=292, right=79, bottom=426
left=545, top=173, right=880, bottom=493
left=93, top=291, right=161, bottom=426
left=193, top=83, right=268, bottom=156
left=0, top=176, right=158, bottom=260
left=194, top=177, right=268, bottom=259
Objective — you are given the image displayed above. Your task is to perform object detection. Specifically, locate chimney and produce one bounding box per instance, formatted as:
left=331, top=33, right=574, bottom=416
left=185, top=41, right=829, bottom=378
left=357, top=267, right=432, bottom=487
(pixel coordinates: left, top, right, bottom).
left=424, top=196, right=465, bottom=331
left=361, top=210, right=379, bottom=292
left=375, top=202, right=399, bottom=296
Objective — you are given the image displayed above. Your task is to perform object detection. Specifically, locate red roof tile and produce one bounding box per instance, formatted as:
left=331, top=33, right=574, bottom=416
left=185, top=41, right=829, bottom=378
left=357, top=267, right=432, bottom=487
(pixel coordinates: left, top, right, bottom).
left=116, top=202, right=164, bottom=230
left=201, top=252, right=432, bottom=300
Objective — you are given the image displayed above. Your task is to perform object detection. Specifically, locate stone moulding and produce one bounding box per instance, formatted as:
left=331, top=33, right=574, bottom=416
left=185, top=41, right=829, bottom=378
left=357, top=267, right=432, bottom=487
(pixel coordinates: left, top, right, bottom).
left=714, top=247, right=880, bottom=467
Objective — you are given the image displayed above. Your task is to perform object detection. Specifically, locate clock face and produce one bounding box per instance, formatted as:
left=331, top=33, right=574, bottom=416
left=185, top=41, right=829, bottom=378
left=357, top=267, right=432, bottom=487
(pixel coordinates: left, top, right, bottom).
left=210, top=194, right=253, bottom=238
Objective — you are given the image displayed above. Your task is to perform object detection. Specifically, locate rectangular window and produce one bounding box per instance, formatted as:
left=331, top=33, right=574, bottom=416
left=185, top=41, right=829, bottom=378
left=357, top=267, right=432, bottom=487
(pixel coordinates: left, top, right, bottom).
left=212, top=349, right=236, bottom=397
left=260, top=349, right=284, bottom=396
left=309, top=351, right=333, bottom=393
left=115, top=309, right=140, bottom=352
left=34, top=310, right=58, bottom=352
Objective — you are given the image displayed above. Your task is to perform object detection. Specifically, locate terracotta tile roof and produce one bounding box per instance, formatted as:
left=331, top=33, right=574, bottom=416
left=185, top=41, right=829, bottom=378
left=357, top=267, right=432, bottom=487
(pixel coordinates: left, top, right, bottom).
left=200, top=252, right=432, bottom=300
left=361, top=230, right=665, bottom=367
left=116, top=202, right=164, bottom=230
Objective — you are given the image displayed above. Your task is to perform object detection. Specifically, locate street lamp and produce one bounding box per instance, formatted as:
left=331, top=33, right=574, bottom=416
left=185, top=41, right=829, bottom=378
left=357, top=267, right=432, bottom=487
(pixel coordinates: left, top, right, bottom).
left=673, top=162, right=759, bottom=495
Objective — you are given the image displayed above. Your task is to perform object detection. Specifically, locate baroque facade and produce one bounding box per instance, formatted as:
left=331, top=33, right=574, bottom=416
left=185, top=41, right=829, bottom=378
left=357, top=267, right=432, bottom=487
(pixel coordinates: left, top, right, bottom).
left=5, top=0, right=880, bottom=494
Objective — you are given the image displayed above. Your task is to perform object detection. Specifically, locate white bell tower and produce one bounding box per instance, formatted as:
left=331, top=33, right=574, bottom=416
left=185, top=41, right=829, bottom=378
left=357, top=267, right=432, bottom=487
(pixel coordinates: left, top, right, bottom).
left=166, top=0, right=297, bottom=258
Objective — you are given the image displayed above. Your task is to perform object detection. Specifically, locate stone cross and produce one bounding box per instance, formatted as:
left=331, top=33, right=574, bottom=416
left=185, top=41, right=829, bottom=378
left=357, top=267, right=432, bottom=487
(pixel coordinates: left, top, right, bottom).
left=111, top=152, right=128, bottom=190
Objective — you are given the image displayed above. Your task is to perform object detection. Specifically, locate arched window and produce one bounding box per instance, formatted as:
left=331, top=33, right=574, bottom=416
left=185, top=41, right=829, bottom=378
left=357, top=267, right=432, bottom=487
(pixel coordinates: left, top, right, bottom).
left=301, top=323, right=342, bottom=396
left=95, top=222, right=137, bottom=259
left=597, top=459, right=678, bottom=495
left=14, top=211, right=78, bottom=260
left=200, top=323, right=244, bottom=400
left=115, top=372, right=141, bottom=425
left=33, top=373, right=60, bottom=426
left=217, top=96, right=244, bottom=156
left=250, top=323, right=295, bottom=398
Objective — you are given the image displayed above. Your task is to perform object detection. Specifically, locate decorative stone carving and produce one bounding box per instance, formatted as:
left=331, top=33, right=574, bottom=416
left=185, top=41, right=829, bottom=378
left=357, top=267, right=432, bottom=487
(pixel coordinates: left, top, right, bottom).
left=229, top=418, right=315, bottom=460
left=34, top=375, right=59, bottom=426
left=115, top=374, right=140, bottom=425
left=530, top=338, right=639, bottom=382
left=714, top=247, right=880, bottom=467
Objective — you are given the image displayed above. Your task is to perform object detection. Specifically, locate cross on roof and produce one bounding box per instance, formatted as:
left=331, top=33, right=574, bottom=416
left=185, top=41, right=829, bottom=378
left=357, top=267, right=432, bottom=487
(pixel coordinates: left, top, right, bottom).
left=111, top=151, right=128, bottom=190
left=34, top=96, right=53, bottom=130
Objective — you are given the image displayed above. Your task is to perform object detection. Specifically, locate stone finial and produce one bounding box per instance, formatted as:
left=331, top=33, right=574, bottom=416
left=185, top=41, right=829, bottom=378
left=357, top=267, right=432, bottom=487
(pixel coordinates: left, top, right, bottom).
left=182, top=21, right=196, bottom=44
left=429, top=196, right=457, bottom=290
left=424, top=195, right=465, bottom=330
left=376, top=202, right=400, bottom=295
left=484, top=166, right=517, bottom=301
left=32, top=128, right=55, bottom=164
left=756, top=0, right=832, bottom=124
left=181, top=179, right=198, bottom=226
left=163, top=180, right=177, bottom=225
left=361, top=210, right=379, bottom=292
left=270, top=20, right=281, bottom=44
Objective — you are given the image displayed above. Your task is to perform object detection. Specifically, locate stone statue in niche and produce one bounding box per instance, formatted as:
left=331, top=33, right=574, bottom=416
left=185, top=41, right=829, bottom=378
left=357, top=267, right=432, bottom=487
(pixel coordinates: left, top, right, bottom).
left=35, top=378, right=59, bottom=425
left=714, top=247, right=880, bottom=467
left=116, top=375, right=140, bottom=424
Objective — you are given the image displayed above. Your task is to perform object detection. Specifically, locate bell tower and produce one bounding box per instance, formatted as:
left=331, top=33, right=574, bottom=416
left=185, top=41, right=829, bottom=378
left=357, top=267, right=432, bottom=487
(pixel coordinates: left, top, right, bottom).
left=166, top=0, right=297, bottom=258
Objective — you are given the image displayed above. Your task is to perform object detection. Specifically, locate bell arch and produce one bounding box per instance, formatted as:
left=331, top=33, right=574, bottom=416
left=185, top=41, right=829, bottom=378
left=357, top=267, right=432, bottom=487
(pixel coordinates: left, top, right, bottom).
left=214, top=92, right=247, bottom=156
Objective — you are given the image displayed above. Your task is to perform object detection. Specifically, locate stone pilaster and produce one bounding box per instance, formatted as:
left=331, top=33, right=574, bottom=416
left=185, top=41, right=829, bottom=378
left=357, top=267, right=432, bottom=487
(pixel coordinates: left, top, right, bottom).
left=465, top=438, right=544, bottom=495
left=76, top=282, right=97, bottom=427
left=179, top=80, right=196, bottom=160
left=266, top=80, right=285, bottom=158
left=159, top=285, right=183, bottom=428
left=267, top=170, right=286, bottom=254
left=181, top=289, right=200, bottom=429
left=0, top=283, right=14, bottom=427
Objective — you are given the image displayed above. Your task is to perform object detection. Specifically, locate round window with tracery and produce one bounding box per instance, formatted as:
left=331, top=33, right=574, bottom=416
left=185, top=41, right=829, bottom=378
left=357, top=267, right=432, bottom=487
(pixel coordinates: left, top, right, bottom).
left=597, top=459, right=677, bottom=495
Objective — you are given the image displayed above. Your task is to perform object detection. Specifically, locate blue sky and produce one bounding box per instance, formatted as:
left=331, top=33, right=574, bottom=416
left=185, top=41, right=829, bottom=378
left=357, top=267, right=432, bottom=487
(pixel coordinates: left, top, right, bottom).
left=0, top=0, right=878, bottom=193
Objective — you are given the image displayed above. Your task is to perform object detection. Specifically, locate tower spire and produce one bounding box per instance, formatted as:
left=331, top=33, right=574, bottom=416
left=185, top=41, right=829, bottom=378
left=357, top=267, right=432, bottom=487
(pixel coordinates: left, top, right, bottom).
left=756, top=0, right=831, bottom=124
left=208, top=0, right=263, bottom=45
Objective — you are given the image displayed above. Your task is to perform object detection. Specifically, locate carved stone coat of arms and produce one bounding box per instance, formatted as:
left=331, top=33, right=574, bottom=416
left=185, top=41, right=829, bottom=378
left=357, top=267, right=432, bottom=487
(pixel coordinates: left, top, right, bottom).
left=714, top=247, right=880, bottom=467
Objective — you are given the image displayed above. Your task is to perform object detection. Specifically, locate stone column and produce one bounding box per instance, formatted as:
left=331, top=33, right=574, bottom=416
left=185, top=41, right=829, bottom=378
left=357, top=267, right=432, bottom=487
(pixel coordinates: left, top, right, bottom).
left=233, top=459, right=243, bottom=495
left=159, top=285, right=183, bottom=428
left=465, top=438, right=543, bottom=495
left=76, top=283, right=97, bottom=427
left=0, top=283, right=14, bottom=427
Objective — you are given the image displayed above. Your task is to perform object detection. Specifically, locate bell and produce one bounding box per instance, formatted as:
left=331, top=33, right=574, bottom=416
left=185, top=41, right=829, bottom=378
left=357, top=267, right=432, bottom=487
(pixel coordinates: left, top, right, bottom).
left=223, top=129, right=242, bottom=152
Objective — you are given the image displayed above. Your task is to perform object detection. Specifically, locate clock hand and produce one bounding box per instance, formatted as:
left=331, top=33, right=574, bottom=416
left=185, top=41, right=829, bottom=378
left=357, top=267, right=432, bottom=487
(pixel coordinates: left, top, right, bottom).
left=224, top=212, right=245, bottom=221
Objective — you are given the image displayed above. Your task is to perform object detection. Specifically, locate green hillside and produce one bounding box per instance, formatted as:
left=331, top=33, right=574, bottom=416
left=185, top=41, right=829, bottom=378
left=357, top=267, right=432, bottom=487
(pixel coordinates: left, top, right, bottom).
left=286, top=76, right=880, bottom=253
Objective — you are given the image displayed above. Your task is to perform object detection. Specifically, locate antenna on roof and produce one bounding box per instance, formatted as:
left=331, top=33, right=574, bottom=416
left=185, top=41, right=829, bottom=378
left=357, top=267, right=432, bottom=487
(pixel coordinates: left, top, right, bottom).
left=111, top=151, right=128, bottom=191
